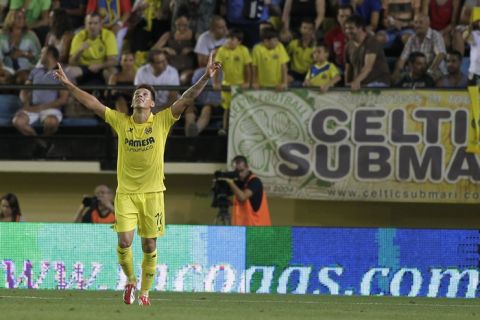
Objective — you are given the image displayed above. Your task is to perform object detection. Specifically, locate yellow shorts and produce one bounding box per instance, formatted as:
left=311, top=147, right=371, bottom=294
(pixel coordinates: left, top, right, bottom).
left=114, top=192, right=165, bottom=238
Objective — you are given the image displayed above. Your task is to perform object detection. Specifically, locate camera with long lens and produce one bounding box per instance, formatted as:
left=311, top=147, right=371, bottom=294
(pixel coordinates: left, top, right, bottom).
left=82, top=196, right=98, bottom=208
left=211, top=170, right=239, bottom=225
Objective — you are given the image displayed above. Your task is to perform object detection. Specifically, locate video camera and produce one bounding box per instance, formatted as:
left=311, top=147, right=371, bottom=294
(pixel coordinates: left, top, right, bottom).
left=82, top=196, right=98, bottom=208
left=211, top=170, right=239, bottom=225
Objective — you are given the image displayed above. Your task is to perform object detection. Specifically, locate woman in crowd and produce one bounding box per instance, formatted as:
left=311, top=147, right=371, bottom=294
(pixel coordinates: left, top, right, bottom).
left=0, top=10, right=41, bottom=84
left=0, top=193, right=23, bottom=222
left=45, top=9, right=74, bottom=64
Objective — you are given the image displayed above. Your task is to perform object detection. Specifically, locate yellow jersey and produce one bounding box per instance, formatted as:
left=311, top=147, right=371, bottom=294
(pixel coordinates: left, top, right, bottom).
left=287, top=39, right=314, bottom=74
left=252, top=42, right=290, bottom=87
left=305, top=62, right=340, bottom=87
left=215, top=44, right=252, bottom=86
left=105, top=107, right=178, bottom=194
left=70, top=28, right=118, bottom=66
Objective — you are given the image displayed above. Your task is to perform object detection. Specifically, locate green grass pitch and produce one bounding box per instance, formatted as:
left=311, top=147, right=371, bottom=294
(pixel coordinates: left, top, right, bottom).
left=1, top=289, right=479, bottom=320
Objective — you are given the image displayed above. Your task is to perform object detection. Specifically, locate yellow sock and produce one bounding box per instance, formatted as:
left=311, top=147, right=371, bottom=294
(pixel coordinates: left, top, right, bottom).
left=117, top=246, right=136, bottom=284
left=140, top=249, right=157, bottom=296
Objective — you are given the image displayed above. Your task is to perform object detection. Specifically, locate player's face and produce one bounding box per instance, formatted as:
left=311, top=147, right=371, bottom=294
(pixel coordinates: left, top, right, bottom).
left=132, top=88, right=154, bottom=109
left=0, top=199, right=11, bottom=217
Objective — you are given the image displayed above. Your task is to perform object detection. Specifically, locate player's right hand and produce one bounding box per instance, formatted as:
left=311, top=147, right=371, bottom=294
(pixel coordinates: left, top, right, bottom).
left=53, top=63, right=71, bottom=86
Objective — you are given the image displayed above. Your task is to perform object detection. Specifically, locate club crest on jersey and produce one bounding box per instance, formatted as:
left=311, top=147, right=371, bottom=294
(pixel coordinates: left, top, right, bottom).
left=145, top=127, right=152, bottom=135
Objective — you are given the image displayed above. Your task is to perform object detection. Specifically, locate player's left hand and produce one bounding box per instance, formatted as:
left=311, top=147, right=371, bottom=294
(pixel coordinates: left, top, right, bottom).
left=206, top=50, right=222, bottom=78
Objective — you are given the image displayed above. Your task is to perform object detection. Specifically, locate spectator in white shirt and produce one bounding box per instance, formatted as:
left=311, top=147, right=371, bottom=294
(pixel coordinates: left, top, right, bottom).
left=194, top=16, right=227, bottom=67
left=134, top=50, right=180, bottom=113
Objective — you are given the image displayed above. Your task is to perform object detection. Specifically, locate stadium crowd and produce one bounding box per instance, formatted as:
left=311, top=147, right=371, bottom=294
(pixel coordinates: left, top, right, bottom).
left=0, top=0, right=478, bottom=147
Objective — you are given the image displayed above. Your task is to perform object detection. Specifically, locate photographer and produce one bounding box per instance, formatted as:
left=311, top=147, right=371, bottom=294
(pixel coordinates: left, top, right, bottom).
left=218, top=155, right=271, bottom=226
left=74, top=185, right=115, bottom=224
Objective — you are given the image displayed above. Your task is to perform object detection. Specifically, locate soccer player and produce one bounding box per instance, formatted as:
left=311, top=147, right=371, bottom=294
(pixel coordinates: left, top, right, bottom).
left=54, top=52, right=222, bottom=306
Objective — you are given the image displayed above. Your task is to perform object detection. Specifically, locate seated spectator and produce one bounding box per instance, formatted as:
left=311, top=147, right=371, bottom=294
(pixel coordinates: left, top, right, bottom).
left=393, top=14, right=446, bottom=82
left=152, top=13, right=196, bottom=85
left=0, top=10, right=42, bottom=84
left=463, top=9, right=480, bottom=85
left=134, top=50, right=180, bottom=113
left=423, top=0, right=461, bottom=49
left=45, top=9, right=74, bottom=64
left=303, top=44, right=341, bottom=92
left=395, top=51, right=435, bottom=88
left=108, top=52, right=136, bottom=114
left=344, top=15, right=391, bottom=90
left=252, top=27, right=289, bottom=90
left=51, top=0, right=87, bottom=30
left=376, top=0, right=419, bottom=53
left=12, top=46, right=68, bottom=157
left=67, top=13, right=118, bottom=85
left=0, top=193, right=23, bottom=222
left=170, top=0, right=216, bottom=39
left=9, top=0, right=51, bottom=44
left=74, top=185, right=115, bottom=224
left=184, top=67, right=222, bottom=137
left=282, top=0, right=326, bottom=36
left=325, top=5, right=353, bottom=70
left=213, top=29, right=252, bottom=135
left=194, top=16, right=227, bottom=67
left=86, top=0, right=132, bottom=34
left=436, top=50, right=469, bottom=87
left=340, top=0, right=381, bottom=32
left=124, top=0, right=171, bottom=67
left=287, top=19, right=316, bottom=87
left=86, top=0, right=132, bottom=55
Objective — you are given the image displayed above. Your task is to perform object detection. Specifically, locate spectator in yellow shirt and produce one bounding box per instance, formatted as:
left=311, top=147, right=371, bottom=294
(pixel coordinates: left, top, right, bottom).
left=214, top=29, right=252, bottom=134
left=287, top=19, right=316, bottom=87
left=252, top=27, right=290, bottom=91
left=303, top=45, right=341, bottom=92
left=67, top=13, right=118, bottom=85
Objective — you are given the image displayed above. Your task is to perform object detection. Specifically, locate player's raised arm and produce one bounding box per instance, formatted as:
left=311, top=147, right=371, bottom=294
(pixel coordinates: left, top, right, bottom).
left=54, top=63, right=107, bottom=119
left=171, top=51, right=222, bottom=118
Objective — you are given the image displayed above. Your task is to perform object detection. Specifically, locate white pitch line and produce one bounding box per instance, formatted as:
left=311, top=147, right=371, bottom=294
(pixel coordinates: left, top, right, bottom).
left=1, top=295, right=480, bottom=308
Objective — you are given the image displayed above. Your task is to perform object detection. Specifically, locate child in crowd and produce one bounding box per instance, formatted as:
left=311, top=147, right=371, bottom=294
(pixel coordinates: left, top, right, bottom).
left=214, top=29, right=252, bottom=134
left=303, top=44, right=341, bottom=92
left=251, top=27, right=289, bottom=91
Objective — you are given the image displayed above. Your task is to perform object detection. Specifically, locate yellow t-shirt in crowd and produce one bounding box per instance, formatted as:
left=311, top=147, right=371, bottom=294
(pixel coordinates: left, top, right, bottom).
left=305, top=62, right=340, bottom=87
left=252, top=42, right=290, bottom=87
left=70, top=28, right=118, bottom=66
left=105, top=107, right=178, bottom=194
left=215, top=44, right=252, bottom=85
left=287, top=39, right=314, bottom=74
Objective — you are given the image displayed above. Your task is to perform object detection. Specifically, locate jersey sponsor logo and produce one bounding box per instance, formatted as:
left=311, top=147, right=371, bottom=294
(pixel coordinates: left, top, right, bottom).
left=124, top=137, right=155, bottom=147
